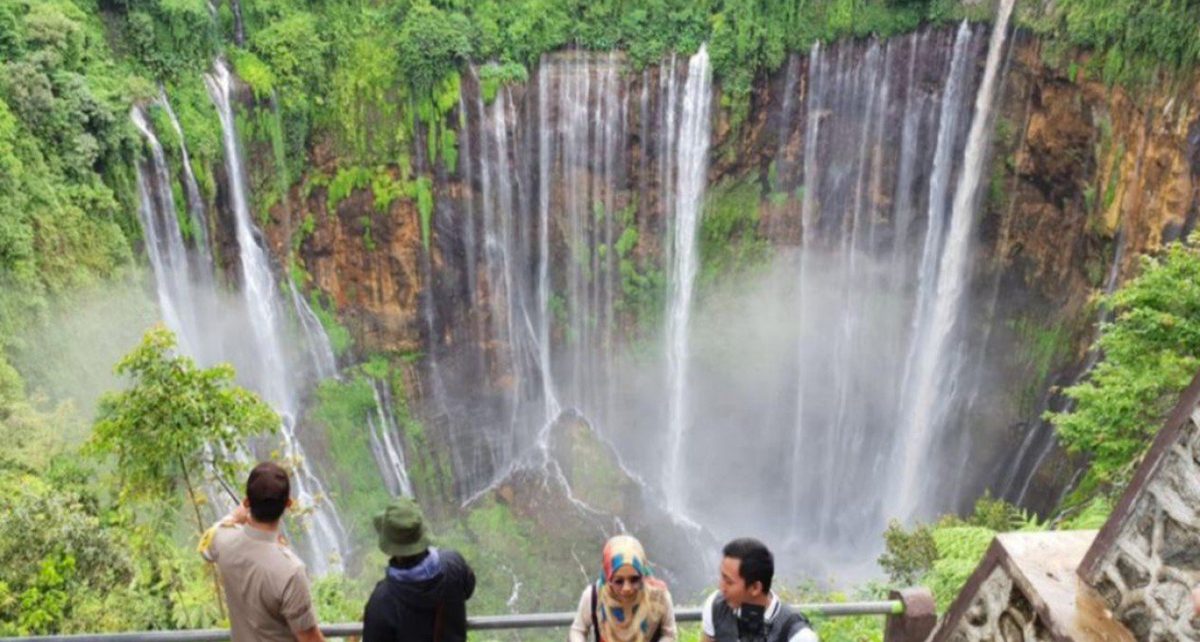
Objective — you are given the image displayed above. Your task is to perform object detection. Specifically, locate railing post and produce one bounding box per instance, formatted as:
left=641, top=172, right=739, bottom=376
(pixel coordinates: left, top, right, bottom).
left=883, top=587, right=936, bottom=642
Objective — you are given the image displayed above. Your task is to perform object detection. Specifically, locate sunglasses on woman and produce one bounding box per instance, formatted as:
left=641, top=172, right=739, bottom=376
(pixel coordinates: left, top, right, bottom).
left=610, top=575, right=643, bottom=588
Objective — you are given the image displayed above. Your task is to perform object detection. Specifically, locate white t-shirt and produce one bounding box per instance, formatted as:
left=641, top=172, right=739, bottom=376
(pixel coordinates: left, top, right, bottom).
left=701, top=591, right=819, bottom=642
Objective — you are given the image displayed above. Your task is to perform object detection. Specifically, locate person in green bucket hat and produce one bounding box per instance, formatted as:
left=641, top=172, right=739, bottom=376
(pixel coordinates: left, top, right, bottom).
left=362, top=497, right=476, bottom=642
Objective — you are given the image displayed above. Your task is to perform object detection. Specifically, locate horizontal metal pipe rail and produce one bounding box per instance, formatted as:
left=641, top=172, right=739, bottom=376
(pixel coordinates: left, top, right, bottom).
left=1, top=601, right=903, bottom=641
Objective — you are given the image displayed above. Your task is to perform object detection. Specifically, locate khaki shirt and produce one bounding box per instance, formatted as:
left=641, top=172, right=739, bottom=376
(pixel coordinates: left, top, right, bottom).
left=200, top=523, right=318, bottom=641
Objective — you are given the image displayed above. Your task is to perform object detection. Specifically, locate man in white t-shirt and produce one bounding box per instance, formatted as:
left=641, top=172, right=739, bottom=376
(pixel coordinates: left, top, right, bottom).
left=700, top=538, right=818, bottom=642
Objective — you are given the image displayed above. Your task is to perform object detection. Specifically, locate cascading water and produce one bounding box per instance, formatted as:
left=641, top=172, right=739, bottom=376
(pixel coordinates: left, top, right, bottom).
left=893, top=0, right=1016, bottom=520
left=368, top=378, right=414, bottom=498
left=448, top=50, right=717, bottom=509
left=203, top=59, right=348, bottom=574
left=421, top=8, right=1030, bottom=578
left=663, top=45, right=712, bottom=517
left=130, top=106, right=204, bottom=358
left=134, top=84, right=348, bottom=574
left=158, top=89, right=214, bottom=273
left=289, top=280, right=339, bottom=381
left=752, top=26, right=987, bottom=555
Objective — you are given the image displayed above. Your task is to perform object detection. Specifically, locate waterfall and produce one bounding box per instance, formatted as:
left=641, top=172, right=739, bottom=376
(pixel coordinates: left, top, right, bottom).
left=433, top=24, right=1027, bottom=570
left=662, top=46, right=712, bottom=516
left=230, top=0, right=245, bottom=46
left=535, top=62, right=561, bottom=421
left=204, top=59, right=347, bottom=574
left=766, top=26, right=991, bottom=552
left=893, top=0, right=1016, bottom=520
left=454, top=51, right=637, bottom=501
left=130, top=106, right=203, bottom=358
left=204, top=62, right=290, bottom=408
left=288, top=280, right=339, bottom=381
left=1006, top=229, right=1128, bottom=504
left=788, top=41, right=823, bottom=523
left=368, top=379, right=414, bottom=498
left=158, top=90, right=214, bottom=269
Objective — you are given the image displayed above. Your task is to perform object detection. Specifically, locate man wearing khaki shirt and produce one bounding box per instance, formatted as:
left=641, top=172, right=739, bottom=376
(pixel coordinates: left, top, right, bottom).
left=200, top=462, right=325, bottom=642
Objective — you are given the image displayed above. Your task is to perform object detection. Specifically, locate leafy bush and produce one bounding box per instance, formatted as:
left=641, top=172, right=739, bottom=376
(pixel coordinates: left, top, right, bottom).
left=478, top=61, right=528, bottom=104
left=879, top=494, right=1044, bottom=611
left=310, top=373, right=390, bottom=538
left=1053, top=0, right=1200, bottom=85
left=1049, top=241, right=1200, bottom=485
left=90, top=327, right=279, bottom=508
left=395, top=3, right=473, bottom=94
left=700, top=178, right=770, bottom=288
left=248, top=11, right=327, bottom=97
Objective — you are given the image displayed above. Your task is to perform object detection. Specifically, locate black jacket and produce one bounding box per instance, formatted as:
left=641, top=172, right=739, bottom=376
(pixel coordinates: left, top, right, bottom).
left=362, top=549, right=476, bottom=642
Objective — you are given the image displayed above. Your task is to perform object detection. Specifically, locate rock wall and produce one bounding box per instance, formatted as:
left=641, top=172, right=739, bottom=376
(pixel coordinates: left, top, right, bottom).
left=938, top=566, right=1054, bottom=642
left=970, top=32, right=1200, bottom=509
left=1078, top=373, right=1200, bottom=640
left=930, top=372, right=1200, bottom=642
left=215, top=27, right=1200, bottom=512
left=930, top=531, right=1133, bottom=642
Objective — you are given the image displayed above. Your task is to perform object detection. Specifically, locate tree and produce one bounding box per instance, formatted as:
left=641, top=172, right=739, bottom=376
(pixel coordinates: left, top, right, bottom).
left=0, top=457, right=217, bottom=634
left=90, top=326, right=278, bottom=530
left=395, top=2, right=473, bottom=94
left=1049, top=240, right=1200, bottom=486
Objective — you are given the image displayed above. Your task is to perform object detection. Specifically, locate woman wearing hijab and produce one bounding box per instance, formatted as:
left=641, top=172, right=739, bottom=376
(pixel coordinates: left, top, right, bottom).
left=569, top=535, right=677, bottom=642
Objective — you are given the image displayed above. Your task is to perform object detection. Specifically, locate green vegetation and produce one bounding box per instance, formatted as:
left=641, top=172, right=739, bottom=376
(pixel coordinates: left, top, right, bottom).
left=327, top=166, right=373, bottom=213
left=0, top=327, right=289, bottom=635
left=1029, top=0, right=1200, bottom=86
left=396, top=4, right=473, bottom=95
left=310, top=373, right=391, bottom=541
left=8, top=0, right=1200, bottom=635
left=1007, top=317, right=1072, bottom=414
left=478, top=61, right=529, bottom=104
left=91, top=327, right=279, bottom=518
left=699, top=178, right=771, bottom=289
left=1049, top=240, right=1200, bottom=488
left=879, top=495, right=1042, bottom=611
left=608, top=201, right=666, bottom=344
left=786, top=584, right=889, bottom=642
left=0, top=458, right=224, bottom=634
left=432, top=496, right=591, bottom=617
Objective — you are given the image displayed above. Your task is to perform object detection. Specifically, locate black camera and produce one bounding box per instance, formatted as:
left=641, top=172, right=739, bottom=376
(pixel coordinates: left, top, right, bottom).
left=736, top=603, right=768, bottom=642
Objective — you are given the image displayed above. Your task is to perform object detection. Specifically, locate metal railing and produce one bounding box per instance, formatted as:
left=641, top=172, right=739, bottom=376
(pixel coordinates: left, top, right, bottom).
left=0, top=601, right=904, bottom=642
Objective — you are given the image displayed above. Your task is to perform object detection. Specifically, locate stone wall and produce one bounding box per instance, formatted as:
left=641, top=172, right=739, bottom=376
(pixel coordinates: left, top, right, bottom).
left=1078, top=373, right=1200, bottom=640
left=937, top=564, right=1055, bottom=642
left=930, top=371, right=1200, bottom=642
left=930, top=531, right=1131, bottom=642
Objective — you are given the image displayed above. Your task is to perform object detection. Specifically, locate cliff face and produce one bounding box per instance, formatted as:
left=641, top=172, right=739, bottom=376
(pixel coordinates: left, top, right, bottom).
left=989, top=33, right=1200, bottom=306
left=977, top=35, right=1200, bottom=507
left=216, top=27, right=1200, bottom=520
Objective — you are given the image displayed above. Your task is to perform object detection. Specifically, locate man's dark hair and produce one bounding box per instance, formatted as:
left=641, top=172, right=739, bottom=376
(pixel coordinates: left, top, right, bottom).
left=246, top=462, right=290, bottom=522
left=723, top=538, right=774, bottom=593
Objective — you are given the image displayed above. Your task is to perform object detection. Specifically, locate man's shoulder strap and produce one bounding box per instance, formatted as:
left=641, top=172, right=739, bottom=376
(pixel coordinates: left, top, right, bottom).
left=590, top=583, right=603, bottom=642
left=772, top=605, right=812, bottom=642
left=710, top=592, right=732, bottom=617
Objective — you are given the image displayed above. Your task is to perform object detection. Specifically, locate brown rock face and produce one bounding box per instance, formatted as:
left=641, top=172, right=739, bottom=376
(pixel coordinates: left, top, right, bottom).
left=297, top=186, right=425, bottom=355
left=989, top=35, right=1200, bottom=308
left=221, top=31, right=1200, bottom=516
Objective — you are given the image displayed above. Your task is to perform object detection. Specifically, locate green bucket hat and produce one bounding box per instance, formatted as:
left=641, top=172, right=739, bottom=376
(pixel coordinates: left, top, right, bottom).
left=373, top=497, right=431, bottom=558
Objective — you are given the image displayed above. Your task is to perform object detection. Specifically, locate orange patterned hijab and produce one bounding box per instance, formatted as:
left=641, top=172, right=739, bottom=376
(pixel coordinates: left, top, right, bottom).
left=596, top=535, right=669, bottom=642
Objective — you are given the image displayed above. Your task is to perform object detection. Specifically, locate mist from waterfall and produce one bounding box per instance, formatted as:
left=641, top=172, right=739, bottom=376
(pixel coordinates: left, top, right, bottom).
left=128, top=61, right=353, bottom=575
left=429, top=18, right=1024, bottom=580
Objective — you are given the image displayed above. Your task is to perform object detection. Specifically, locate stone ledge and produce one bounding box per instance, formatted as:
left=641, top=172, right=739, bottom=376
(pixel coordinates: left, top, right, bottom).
left=930, top=531, right=1133, bottom=641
